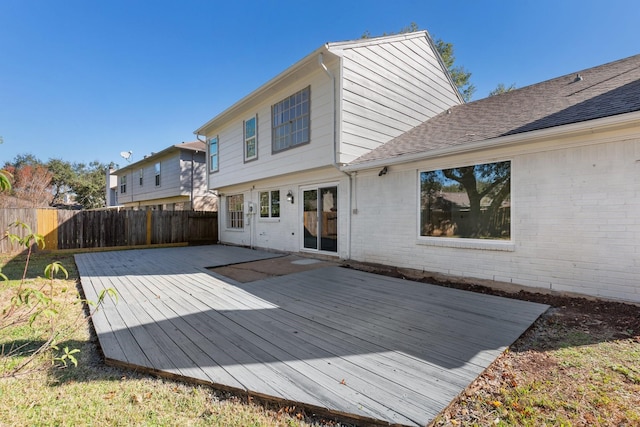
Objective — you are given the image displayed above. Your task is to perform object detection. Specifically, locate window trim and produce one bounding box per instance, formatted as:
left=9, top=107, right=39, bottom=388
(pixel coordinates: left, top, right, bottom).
left=154, top=162, right=161, bottom=187
left=119, top=175, right=127, bottom=194
left=259, top=190, right=280, bottom=219
left=208, top=135, right=219, bottom=174
left=417, top=160, right=512, bottom=246
left=271, top=86, right=311, bottom=153
left=243, top=115, right=258, bottom=162
left=226, top=194, right=244, bottom=230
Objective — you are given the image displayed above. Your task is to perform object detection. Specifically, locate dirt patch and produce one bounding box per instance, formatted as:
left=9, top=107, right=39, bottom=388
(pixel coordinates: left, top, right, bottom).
left=208, top=255, right=338, bottom=283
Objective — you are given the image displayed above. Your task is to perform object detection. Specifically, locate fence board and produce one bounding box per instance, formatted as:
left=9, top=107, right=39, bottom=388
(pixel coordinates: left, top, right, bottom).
left=0, top=209, right=217, bottom=253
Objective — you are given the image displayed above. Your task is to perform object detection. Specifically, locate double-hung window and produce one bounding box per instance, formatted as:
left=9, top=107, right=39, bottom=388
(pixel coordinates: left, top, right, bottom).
left=259, top=190, right=280, bottom=218
left=154, top=162, right=161, bottom=186
left=120, top=175, right=127, bottom=194
left=272, top=86, right=310, bottom=153
left=138, top=169, right=143, bottom=186
left=226, top=194, right=244, bottom=229
left=209, top=136, right=219, bottom=173
left=244, top=116, right=257, bottom=162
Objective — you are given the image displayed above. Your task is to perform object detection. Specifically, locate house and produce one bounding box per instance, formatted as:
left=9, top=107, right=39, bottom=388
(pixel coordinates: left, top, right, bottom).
left=111, top=141, right=216, bottom=211
left=343, top=53, right=640, bottom=303
left=196, top=28, right=640, bottom=303
left=194, top=31, right=463, bottom=255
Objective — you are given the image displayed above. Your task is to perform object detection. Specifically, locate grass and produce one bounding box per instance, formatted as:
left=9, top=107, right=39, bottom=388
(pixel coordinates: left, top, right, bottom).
left=1, top=251, right=328, bottom=427
left=432, top=314, right=640, bottom=426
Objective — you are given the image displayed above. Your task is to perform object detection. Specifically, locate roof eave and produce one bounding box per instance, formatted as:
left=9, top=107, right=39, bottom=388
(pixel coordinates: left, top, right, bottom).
left=342, top=110, right=640, bottom=172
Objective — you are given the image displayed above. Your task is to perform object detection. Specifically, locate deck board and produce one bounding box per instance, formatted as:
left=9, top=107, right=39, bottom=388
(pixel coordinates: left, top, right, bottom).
left=76, top=245, right=548, bottom=427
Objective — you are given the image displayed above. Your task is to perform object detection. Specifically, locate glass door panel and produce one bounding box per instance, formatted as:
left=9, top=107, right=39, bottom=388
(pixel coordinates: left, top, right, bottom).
left=320, top=187, right=337, bottom=252
left=303, top=189, right=318, bottom=249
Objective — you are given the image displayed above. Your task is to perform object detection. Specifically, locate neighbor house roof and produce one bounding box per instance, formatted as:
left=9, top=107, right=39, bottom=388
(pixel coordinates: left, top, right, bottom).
left=348, top=53, right=640, bottom=168
left=114, top=141, right=206, bottom=174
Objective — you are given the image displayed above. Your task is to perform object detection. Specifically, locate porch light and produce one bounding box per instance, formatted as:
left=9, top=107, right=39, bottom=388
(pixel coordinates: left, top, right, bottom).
left=286, top=190, right=294, bottom=204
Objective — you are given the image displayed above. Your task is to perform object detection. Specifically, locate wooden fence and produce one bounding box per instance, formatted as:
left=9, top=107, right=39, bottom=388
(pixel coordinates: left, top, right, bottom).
left=0, top=208, right=218, bottom=253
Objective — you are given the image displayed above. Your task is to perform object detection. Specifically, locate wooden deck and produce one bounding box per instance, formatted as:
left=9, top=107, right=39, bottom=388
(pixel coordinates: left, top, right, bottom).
left=75, top=245, right=549, bottom=426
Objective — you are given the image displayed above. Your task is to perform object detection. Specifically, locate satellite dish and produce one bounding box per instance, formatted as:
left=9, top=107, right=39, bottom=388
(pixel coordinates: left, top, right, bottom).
left=120, top=150, right=133, bottom=162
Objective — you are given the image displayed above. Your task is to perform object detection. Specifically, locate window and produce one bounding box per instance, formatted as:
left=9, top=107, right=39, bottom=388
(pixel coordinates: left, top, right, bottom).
left=244, top=116, right=257, bottom=162
left=259, top=190, right=280, bottom=218
left=420, top=161, right=511, bottom=240
left=209, top=136, right=218, bottom=173
left=154, top=162, right=161, bottom=186
left=272, top=86, right=310, bottom=152
left=138, top=169, right=143, bottom=186
left=226, top=194, right=244, bottom=229
left=119, top=175, right=127, bottom=194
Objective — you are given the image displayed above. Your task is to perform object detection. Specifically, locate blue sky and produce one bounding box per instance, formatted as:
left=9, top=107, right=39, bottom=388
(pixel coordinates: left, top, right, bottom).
left=1, top=0, right=639, bottom=167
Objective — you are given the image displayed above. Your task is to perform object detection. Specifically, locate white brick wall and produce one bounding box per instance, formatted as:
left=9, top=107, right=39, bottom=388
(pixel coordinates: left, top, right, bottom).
left=350, top=134, right=640, bottom=303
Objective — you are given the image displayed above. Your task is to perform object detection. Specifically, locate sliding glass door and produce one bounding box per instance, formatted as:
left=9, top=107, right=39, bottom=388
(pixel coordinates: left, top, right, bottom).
left=302, top=186, right=337, bottom=252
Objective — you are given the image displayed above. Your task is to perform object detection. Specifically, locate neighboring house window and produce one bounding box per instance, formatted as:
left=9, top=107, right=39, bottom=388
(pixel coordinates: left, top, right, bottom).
left=244, top=116, right=257, bottom=162
left=226, top=194, right=244, bottom=229
left=259, top=190, right=280, bottom=218
left=420, top=161, right=511, bottom=240
left=154, top=162, right=161, bottom=186
left=209, top=136, right=218, bottom=173
left=120, top=175, right=127, bottom=194
left=139, top=169, right=143, bottom=186
left=272, top=86, right=310, bottom=153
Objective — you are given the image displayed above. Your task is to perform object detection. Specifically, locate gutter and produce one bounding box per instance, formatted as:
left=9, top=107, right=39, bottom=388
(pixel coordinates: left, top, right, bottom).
left=342, top=110, right=640, bottom=172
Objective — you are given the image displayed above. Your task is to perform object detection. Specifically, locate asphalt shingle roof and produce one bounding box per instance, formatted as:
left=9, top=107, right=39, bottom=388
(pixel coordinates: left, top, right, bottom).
left=351, top=54, right=640, bottom=165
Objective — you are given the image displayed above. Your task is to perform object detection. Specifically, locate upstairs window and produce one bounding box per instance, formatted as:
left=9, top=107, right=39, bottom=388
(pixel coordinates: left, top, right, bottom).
left=259, top=190, right=280, bottom=218
left=154, top=162, right=161, bottom=186
left=139, top=169, right=143, bottom=186
left=272, top=86, right=310, bottom=153
left=120, top=175, right=127, bottom=194
left=226, top=194, right=244, bottom=229
left=209, top=136, right=219, bottom=173
left=244, top=116, right=257, bottom=162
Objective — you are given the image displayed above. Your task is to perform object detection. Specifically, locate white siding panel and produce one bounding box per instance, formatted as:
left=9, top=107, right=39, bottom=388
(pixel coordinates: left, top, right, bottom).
left=349, top=130, right=640, bottom=304
left=337, top=36, right=460, bottom=163
left=208, top=68, right=336, bottom=190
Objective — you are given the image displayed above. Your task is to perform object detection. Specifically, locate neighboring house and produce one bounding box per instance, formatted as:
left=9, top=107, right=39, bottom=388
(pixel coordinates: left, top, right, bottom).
left=111, top=141, right=216, bottom=211
left=195, top=31, right=462, bottom=255
left=105, top=166, right=118, bottom=207
left=344, top=54, right=640, bottom=303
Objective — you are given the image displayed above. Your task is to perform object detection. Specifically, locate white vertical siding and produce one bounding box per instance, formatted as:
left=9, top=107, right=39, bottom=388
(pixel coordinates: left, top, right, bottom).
left=349, top=131, right=640, bottom=303
left=334, top=36, right=461, bottom=163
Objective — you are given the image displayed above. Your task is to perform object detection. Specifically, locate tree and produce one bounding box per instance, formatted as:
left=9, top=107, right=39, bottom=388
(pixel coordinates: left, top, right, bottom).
left=1, top=155, right=53, bottom=207
left=361, top=23, right=475, bottom=101
left=46, top=158, right=76, bottom=204
left=71, top=161, right=108, bottom=209
left=489, top=83, right=517, bottom=97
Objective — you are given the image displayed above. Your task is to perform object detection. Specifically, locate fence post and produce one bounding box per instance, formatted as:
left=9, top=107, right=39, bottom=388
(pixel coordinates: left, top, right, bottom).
left=146, top=210, right=152, bottom=245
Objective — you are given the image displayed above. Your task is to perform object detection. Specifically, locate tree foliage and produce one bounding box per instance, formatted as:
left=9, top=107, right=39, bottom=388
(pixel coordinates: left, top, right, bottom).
left=361, top=22, right=475, bottom=101
left=489, top=83, right=517, bottom=97
left=1, top=154, right=108, bottom=209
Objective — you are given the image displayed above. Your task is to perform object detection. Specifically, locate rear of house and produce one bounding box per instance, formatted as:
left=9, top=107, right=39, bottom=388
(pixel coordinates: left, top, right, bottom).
left=345, top=54, right=640, bottom=303
left=195, top=31, right=462, bottom=258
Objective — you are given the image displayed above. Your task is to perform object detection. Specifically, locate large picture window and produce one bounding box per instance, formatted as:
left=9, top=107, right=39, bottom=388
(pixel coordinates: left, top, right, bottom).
left=244, top=116, right=257, bottom=161
left=420, top=161, right=511, bottom=239
left=272, top=86, right=310, bottom=153
left=226, top=194, right=244, bottom=229
left=259, top=190, right=280, bottom=218
left=209, top=136, right=218, bottom=173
